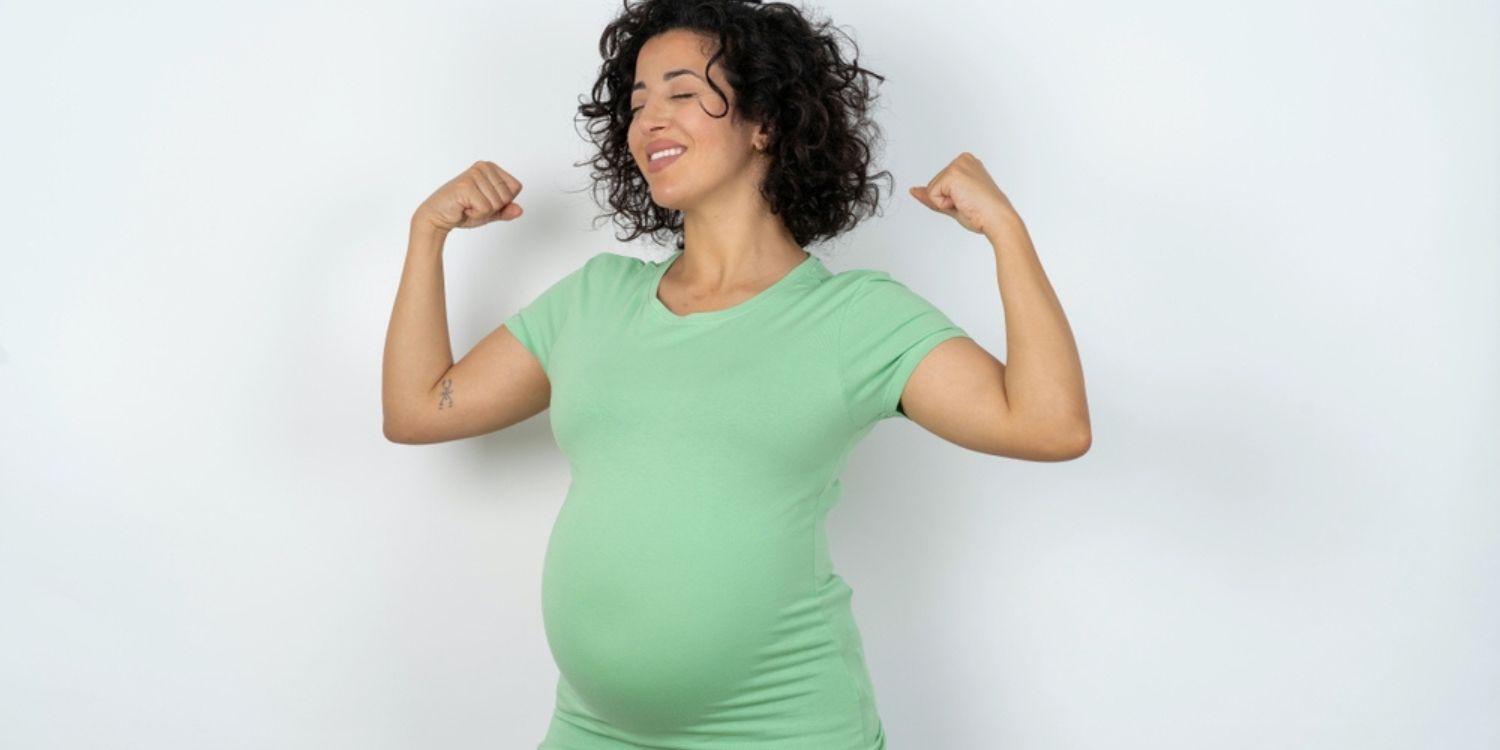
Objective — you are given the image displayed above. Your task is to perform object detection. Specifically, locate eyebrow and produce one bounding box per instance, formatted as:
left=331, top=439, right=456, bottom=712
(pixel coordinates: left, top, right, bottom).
left=632, top=69, right=703, bottom=93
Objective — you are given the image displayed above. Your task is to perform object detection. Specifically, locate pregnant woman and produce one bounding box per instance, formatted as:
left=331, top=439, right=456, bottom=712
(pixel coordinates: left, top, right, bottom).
left=382, top=1, right=1091, bottom=748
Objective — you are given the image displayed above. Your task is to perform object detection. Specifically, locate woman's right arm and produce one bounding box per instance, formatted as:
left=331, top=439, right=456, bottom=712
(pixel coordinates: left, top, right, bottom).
left=382, top=163, right=548, bottom=444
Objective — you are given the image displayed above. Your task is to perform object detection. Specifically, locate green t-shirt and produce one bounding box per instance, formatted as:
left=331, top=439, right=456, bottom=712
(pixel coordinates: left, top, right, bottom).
left=504, top=249, right=969, bottom=750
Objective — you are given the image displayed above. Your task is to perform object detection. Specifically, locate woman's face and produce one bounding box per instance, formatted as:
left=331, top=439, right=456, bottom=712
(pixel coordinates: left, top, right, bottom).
left=627, top=29, right=766, bottom=211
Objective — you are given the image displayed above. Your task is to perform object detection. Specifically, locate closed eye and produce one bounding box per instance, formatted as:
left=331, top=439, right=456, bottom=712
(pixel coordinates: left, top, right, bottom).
left=630, top=93, right=695, bottom=115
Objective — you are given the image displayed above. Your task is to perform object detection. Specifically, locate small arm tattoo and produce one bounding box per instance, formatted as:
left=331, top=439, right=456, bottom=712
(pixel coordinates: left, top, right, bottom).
left=438, top=378, right=454, bottom=410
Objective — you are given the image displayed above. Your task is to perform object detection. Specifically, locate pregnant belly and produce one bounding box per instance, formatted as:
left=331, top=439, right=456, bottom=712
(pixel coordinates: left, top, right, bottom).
left=539, top=484, right=811, bottom=734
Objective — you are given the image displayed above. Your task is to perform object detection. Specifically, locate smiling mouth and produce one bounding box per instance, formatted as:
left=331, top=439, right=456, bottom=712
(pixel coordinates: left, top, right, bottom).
left=647, top=148, right=686, bottom=173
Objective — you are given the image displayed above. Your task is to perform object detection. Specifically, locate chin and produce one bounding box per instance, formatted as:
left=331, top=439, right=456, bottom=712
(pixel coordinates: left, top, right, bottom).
left=648, top=184, right=694, bottom=212
left=652, top=198, right=690, bottom=214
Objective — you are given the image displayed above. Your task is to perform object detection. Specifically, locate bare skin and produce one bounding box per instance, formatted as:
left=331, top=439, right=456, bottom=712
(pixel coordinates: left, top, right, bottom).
left=628, top=29, right=808, bottom=312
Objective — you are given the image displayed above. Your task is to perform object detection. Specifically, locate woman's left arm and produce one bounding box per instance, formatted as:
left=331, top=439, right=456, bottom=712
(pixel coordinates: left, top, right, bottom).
left=900, top=152, right=1091, bottom=461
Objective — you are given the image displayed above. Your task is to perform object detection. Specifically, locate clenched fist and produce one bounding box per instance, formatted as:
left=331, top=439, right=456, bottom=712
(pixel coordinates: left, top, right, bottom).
left=414, top=161, right=525, bottom=233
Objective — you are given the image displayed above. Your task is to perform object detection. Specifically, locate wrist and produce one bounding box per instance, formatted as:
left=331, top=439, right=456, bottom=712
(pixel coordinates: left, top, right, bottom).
left=408, top=217, right=451, bottom=258
left=409, top=215, right=451, bottom=241
left=983, top=211, right=1027, bottom=245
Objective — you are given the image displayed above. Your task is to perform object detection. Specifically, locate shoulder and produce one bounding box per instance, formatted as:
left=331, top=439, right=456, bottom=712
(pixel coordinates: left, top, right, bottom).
left=822, top=267, right=936, bottom=311
left=829, top=267, right=963, bottom=340
left=580, top=249, right=632, bottom=273
left=820, top=268, right=891, bottom=301
left=563, top=251, right=656, bottom=312
left=554, top=251, right=647, bottom=293
left=579, top=250, right=651, bottom=280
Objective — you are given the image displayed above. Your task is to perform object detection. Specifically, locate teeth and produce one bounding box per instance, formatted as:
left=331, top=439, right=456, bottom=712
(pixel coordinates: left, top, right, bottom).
left=650, top=147, right=685, bottom=161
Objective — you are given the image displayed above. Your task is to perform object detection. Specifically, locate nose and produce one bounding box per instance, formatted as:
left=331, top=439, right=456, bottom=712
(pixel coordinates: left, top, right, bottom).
left=634, top=112, right=670, bottom=154
left=636, top=109, right=665, bottom=130
left=633, top=90, right=677, bottom=127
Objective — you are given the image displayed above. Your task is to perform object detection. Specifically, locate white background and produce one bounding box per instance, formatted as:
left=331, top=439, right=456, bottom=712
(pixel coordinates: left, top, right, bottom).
left=2, top=1, right=1496, bottom=748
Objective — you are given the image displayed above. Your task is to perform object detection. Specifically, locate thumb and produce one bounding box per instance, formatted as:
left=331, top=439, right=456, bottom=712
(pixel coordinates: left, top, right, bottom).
left=917, top=185, right=956, bottom=212
left=910, top=186, right=937, bottom=211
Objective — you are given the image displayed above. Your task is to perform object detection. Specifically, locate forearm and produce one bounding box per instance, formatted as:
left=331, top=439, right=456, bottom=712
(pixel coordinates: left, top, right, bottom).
left=985, top=213, right=1090, bottom=442
left=382, top=217, right=455, bottom=434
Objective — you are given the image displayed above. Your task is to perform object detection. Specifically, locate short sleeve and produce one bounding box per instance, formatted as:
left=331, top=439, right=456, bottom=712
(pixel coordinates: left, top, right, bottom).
left=836, top=272, right=969, bottom=427
left=502, top=256, right=593, bottom=375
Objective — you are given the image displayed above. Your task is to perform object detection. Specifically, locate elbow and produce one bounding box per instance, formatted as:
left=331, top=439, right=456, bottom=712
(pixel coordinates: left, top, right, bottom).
left=383, top=417, right=413, bottom=444
left=1066, top=427, right=1091, bottom=459
left=1060, top=424, right=1091, bottom=460
left=1042, top=423, right=1091, bottom=461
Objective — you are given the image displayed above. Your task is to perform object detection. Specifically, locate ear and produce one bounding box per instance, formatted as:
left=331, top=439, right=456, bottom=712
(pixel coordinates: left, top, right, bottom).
left=753, top=123, right=772, bottom=151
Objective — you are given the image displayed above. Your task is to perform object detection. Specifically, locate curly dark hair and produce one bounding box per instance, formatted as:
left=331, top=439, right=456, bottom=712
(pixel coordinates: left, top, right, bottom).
left=571, top=0, right=893, bottom=254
